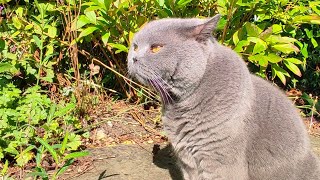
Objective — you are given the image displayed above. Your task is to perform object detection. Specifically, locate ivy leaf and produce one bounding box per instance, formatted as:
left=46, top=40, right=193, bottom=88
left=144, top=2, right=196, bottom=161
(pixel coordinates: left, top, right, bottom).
left=284, top=60, right=302, bottom=77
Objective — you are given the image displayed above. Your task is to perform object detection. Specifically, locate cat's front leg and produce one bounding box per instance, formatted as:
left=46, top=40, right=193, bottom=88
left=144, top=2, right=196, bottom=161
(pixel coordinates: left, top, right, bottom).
left=177, top=150, right=200, bottom=180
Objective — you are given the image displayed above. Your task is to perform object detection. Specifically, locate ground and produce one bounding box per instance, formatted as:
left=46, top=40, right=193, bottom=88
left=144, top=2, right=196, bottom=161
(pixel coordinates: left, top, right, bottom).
left=4, top=100, right=320, bottom=180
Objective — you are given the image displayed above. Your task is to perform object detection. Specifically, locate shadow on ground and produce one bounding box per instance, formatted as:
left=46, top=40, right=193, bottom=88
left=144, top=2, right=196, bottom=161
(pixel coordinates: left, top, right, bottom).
left=152, top=144, right=184, bottom=180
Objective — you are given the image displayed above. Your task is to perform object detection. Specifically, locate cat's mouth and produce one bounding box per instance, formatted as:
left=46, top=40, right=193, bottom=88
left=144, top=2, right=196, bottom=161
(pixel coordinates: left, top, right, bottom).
left=129, top=69, right=174, bottom=104
left=147, top=78, right=173, bottom=104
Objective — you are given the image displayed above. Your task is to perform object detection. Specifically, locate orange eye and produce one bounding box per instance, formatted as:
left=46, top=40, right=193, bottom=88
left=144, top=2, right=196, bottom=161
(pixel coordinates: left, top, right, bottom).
left=133, top=44, right=138, bottom=51
left=150, top=44, right=163, bottom=53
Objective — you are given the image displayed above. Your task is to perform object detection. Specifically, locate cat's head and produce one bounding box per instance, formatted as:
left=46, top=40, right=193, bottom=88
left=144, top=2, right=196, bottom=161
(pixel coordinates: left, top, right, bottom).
left=127, top=14, right=221, bottom=103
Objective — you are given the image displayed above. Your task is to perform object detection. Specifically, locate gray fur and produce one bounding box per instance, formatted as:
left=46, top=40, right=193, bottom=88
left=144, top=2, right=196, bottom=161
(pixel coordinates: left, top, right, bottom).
left=127, top=14, right=320, bottom=180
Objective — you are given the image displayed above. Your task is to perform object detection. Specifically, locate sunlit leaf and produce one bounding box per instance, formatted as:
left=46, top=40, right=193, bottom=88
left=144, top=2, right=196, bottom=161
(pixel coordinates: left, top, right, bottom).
left=35, top=137, right=59, bottom=164
left=12, top=16, right=22, bottom=29
left=85, top=11, right=97, bottom=24
left=63, top=151, right=89, bottom=160
left=245, top=22, right=262, bottom=37
left=33, top=35, right=42, bottom=49
left=101, top=32, right=110, bottom=45
left=267, top=53, right=282, bottom=63
left=284, top=60, right=302, bottom=77
left=272, top=43, right=299, bottom=54
left=285, top=58, right=302, bottom=64
left=78, top=26, right=99, bottom=39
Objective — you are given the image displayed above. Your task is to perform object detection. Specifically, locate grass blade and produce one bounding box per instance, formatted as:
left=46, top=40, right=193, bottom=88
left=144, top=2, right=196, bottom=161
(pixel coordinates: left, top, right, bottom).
left=35, top=137, right=59, bottom=164
left=63, top=151, right=89, bottom=160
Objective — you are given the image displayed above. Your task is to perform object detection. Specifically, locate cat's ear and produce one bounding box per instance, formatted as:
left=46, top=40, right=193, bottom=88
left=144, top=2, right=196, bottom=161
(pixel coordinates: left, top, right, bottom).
left=190, top=14, right=221, bottom=42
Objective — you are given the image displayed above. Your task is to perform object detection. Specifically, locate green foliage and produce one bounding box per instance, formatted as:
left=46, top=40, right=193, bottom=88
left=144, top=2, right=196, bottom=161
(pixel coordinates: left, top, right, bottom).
left=215, top=0, right=320, bottom=86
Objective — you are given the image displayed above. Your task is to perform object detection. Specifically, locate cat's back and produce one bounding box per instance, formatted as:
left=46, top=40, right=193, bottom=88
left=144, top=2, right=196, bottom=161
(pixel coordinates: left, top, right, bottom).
left=249, top=74, right=308, bottom=142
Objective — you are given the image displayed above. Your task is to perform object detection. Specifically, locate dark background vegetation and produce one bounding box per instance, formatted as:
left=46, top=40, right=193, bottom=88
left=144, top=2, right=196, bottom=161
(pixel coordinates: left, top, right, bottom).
left=0, top=0, right=319, bottom=179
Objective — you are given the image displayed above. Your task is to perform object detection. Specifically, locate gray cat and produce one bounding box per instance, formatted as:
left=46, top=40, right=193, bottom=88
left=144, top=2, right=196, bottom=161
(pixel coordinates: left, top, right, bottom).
left=127, top=14, right=320, bottom=180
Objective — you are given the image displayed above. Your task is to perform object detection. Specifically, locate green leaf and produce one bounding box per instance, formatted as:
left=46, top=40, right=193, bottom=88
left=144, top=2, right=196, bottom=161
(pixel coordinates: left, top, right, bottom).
left=16, top=151, right=33, bottom=167
left=285, top=58, right=302, bottom=64
left=0, top=39, right=5, bottom=50
left=245, top=22, right=262, bottom=37
left=29, top=167, right=48, bottom=180
left=157, top=0, right=165, bottom=6
left=252, top=38, right=267, bottom=54
left=0, top=63, right=14, bottom=73
left=33, top=35, right=42, bottom=49
left=272, top=24, right=282, bottom=34
left=15, top=7, right=24, bottom=17
left=63, top=151, right=89, bottom=160
left=35, top=137, right=59, bottom=164
left=108, top=43, right=128, bottom=53
left=12, top=16, right=22, bottom=29
left=54, top=103, right=76, bottom=118
left=60, top=131, right=69, bottom=155
left=267, top=53, right=282, bottom=63
left=272, top=43, right=299, bottom=54
left=67, top=134, right=82, bottom=150
left=284, top=60, right=302, bottom=77
left=1, top=160, right=8, bottom=175
left=233, top=40, right=250, bottom=52
left=25, top=24, right=34, bottom=30
left=74, top=15, right=91, bottom=30
left=259, top=26, right=273, bottom=40
left=293, top=15, right=320, bottom=24
left=85, top=10, right=97, bottom=24
left=272, top=64, right=287, bottom=85
left=56, top=159, right=74, bottom=176
left=78, top=26, right=99, bottom=39
left=266, top=35, right=297, bottom=44
left=101, top=32, right=110, bottom=45
left=47, top=26, right=57, bottom=38
left=259, top=57, right=268, bottom=67
left=176, top=0, right=192, bottom=8
left=311, top=38, right=318, bottom=48
left=233, top=31, right=239, bottom=45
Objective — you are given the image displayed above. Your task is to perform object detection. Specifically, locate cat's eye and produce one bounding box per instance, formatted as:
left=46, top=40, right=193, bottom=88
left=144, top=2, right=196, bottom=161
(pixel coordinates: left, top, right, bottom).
left=133, top=44, right=138, bottom=51
left=150, top=44, right=163, bottom=53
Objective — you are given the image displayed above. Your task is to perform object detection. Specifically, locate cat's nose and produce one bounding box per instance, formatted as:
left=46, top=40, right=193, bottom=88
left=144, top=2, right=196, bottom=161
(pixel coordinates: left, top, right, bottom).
left=133, top=57, right=138, bottom=63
